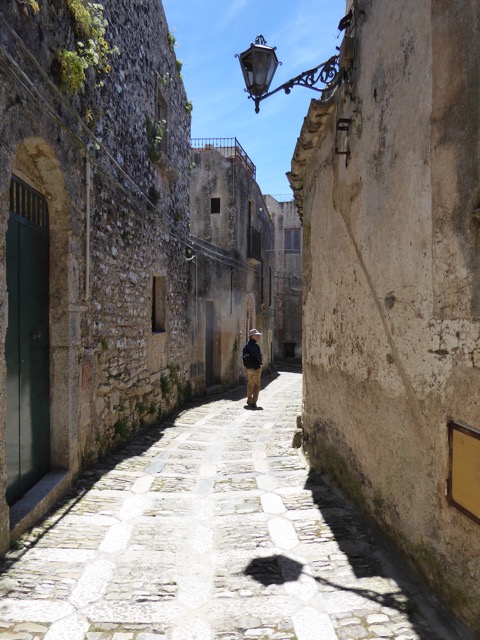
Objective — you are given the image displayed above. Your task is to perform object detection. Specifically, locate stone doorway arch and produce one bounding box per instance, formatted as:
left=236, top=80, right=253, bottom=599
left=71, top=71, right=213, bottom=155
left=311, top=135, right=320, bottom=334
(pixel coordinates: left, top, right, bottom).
left=2, top=137, right=78, bottom=539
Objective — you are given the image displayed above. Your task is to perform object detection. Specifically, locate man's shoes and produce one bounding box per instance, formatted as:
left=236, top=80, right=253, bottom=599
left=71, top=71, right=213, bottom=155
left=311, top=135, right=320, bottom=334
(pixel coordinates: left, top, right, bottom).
left=251, top=403, right=257, bottom=409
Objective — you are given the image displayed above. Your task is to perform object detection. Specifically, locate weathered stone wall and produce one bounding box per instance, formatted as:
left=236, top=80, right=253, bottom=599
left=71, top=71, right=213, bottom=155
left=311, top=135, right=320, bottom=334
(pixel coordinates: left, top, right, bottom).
left=290, top=0, right=480, bottom=632
left=189, top=147, right=275, bottom=385
left=0, top=0, right=191, bottom=553
left=266, top=196, right=302, bottom=362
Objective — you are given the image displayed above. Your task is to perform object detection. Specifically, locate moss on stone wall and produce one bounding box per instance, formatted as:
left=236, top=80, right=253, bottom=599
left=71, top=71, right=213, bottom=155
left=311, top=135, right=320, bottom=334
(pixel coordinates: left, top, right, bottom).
left=304, top=419, right=480, bottom=635
left=303, top=420, right=369, bottom=515
left=412, top=541, right=479, bottom=633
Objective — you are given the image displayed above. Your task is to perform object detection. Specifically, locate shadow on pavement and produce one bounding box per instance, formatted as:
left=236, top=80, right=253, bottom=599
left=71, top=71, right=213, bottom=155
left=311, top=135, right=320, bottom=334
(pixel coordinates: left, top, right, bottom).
left=244, top=555, right=304, bottom=586
left=302, top=469, right=467, bottom=640
left=244, top=470, right=474, bottom=640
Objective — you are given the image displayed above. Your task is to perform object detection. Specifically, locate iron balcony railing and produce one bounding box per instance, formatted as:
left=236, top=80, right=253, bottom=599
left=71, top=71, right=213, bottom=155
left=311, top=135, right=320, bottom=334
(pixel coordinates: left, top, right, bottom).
left=247, top=226, right=262, bottom=263
left=191, top=137, right=256, bottom=178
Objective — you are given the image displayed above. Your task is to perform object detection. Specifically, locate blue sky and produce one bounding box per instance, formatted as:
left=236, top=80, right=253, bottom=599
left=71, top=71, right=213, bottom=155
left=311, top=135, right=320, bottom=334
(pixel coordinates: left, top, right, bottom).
left=162, top=0, right=345, bottom=198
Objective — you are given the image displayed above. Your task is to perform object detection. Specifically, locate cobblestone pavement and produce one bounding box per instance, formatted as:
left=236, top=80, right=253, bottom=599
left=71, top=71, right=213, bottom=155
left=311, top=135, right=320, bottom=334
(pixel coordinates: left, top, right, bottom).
left=0, top=369, right=474, bottom=640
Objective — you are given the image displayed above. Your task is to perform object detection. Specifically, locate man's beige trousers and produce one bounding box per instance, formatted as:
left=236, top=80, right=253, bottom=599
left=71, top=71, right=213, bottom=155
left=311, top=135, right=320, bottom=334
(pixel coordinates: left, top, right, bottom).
left=246, top=367, right=262, bottom=405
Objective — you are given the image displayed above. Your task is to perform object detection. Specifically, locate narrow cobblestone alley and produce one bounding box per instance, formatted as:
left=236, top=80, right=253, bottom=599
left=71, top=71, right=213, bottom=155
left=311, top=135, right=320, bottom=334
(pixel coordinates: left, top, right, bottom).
left=0, top=369, right=474, bottom=640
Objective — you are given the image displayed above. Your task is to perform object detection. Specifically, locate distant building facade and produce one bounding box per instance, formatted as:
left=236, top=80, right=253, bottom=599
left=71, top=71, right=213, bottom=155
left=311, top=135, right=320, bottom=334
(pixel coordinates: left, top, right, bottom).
left=265, top=196, right=302, bottom=363
left=0, top=0, right=191, bottom=553
left=189, top=139, right=275, bottom=390
left=288, top=0, right=480, bottom=633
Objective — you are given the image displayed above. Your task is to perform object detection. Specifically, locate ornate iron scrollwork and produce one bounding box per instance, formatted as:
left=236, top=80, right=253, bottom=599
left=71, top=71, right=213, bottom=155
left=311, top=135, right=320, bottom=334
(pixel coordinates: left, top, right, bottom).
left=252, top=55, right=341, bottom=112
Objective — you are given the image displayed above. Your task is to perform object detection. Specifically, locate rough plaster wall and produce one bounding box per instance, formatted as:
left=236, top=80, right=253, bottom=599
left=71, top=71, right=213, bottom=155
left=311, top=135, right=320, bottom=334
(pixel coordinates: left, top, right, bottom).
left=431, top=0, right=480, bottom=319
left=0, top=0, right=191, bottom=552
left=300, top=0, right=480, bottom=631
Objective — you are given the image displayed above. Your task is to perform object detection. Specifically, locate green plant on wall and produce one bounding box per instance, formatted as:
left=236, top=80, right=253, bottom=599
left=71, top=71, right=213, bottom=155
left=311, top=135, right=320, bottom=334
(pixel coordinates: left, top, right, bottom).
left=167, top=31, right=176, bottom=51
left=146, top=116, right=166, bottom=163
left=179, top=379, right=192, bottom=403
left=168, top=364, right=180, bottom=386
left=114, top=415, right=128, bottom=440
left=15, top=0, right=40, bottom=16
left=136, top=400, right=147, bottom=416
left=160, top=373, right=171, bottom=397
left=53, top=1, right=119, bottom=94
left=56, top=48, right=88, bottom=94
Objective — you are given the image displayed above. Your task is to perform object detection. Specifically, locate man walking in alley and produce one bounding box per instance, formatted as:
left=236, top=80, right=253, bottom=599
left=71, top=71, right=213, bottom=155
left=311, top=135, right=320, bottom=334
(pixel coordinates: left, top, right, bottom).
left=243, top=328, right=263, bottom=409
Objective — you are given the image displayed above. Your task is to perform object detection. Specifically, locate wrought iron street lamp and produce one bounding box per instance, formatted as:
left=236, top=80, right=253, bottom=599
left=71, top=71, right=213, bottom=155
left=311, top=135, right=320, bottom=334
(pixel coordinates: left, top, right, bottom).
left=236, top=35, right=341, bottom=113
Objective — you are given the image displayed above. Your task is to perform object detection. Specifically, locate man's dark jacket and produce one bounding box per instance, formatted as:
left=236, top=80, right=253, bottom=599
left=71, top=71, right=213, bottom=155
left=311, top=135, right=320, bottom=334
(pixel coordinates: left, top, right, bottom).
left=243, top=338, right=262, bottom=370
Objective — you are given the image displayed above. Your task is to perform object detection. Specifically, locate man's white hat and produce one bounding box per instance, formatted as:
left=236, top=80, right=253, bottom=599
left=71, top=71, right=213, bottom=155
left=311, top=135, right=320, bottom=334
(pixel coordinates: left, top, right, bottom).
left=249, top=328, right=262, bottom=336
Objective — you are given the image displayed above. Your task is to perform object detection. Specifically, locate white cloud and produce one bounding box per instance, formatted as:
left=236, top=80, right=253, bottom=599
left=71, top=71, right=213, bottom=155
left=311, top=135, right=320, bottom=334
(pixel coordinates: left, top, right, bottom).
left=218, top=0, right=249, bottom=30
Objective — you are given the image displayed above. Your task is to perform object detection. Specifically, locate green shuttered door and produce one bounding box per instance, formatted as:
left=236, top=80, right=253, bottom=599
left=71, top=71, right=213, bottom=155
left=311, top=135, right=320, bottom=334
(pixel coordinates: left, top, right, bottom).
left=6, top=176, right=50, bottom=505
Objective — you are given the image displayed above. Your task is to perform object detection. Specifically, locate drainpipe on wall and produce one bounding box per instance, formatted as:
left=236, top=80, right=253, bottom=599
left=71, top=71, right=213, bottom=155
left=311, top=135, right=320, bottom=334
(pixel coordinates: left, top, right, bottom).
left=85, top=158, right=91, bottom=301
left=195, top=257, right=198, bottom=328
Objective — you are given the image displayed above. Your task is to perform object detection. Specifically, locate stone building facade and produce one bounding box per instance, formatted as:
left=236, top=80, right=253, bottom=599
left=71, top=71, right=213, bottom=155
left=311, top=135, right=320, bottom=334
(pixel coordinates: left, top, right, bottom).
left=189, top=139, right=275, bottom=389
left=0, top=0, right=192, bottom=554
left=265, top=196, right=302, bottom=363
left=288, top=0, right=480, bottom=632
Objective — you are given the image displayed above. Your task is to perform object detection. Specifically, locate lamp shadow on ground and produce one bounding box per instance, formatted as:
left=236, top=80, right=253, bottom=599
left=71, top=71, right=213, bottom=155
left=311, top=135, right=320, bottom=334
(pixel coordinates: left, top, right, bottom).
left=243, top=470, right=473, bottom=640
left=243, top=553, right=410, bottom=610
left=244, top=555, right=304, bottom=586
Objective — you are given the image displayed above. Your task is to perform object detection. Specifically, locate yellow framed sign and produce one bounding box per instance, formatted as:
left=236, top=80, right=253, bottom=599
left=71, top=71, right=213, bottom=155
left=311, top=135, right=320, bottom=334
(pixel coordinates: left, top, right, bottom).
left=448, top=420, right=480, bottom=525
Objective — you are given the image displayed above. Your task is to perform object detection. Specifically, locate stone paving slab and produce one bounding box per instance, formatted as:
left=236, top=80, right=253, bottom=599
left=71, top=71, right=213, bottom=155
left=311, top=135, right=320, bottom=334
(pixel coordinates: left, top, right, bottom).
left=0, top=370, right=475, bottom=640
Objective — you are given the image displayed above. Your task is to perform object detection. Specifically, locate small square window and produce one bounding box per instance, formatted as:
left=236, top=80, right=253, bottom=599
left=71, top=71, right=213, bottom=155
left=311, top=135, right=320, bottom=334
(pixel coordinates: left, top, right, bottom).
left=211, top=197, right=221, bottom=214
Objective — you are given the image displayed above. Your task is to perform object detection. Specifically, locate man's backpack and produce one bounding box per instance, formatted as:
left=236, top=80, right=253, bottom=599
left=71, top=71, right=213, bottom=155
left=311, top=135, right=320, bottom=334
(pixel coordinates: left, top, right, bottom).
left=242, top=344, right=256, bottom=369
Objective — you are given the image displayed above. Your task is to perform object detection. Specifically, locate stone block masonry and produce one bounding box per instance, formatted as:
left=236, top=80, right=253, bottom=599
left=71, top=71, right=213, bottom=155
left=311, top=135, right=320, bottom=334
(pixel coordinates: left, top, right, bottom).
left=0, top=0, right=193, bottom=553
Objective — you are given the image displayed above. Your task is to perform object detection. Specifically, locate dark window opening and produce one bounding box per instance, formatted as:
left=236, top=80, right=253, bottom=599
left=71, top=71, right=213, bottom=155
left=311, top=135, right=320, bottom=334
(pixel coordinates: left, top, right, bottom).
left=152, top=275, right=166, bottom=333
left=284, top=228, right=301, bottom=253
left=211, top=197, right=221, bottom=214
left=284, top=342, right=296, bottom=358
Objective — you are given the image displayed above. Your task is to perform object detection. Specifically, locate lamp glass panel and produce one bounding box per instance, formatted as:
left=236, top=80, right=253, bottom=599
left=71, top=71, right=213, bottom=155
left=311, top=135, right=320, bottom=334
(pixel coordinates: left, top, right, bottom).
left=251, top=47, right=278, bottom=94
left=239, top=50, right=255, bottom=91
left=239, top=42, right=278, bottom=97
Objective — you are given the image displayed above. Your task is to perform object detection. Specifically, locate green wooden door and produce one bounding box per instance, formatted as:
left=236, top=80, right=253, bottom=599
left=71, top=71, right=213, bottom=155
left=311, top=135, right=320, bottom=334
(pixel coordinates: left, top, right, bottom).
left=6, top=176, right=50, bottom=505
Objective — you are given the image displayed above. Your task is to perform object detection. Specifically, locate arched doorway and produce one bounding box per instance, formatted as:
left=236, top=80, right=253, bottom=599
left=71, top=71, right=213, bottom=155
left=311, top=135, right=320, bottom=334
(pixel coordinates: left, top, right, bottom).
left=4, top=138, right=74, bottom=508
left=6, top=176, right=50, bottom=504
